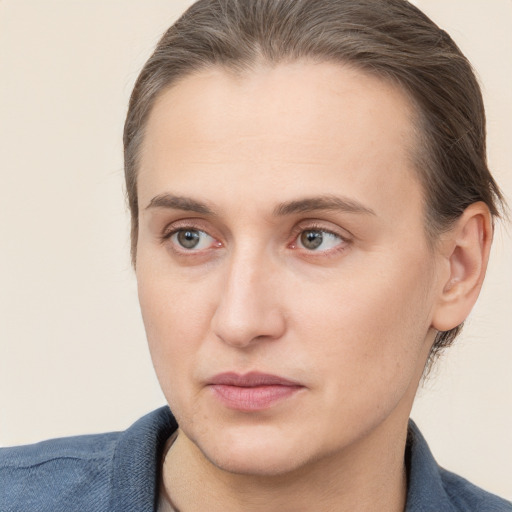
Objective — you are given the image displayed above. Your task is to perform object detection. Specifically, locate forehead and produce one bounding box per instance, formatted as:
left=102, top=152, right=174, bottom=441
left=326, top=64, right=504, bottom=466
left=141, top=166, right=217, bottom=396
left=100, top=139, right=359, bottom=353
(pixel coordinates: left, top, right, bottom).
left=138, top=61, right=423, bottom=225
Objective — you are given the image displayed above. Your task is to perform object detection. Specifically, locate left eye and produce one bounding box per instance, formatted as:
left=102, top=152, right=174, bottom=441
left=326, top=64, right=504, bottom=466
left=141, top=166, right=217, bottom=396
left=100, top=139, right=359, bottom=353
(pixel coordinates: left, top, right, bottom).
left=296, top=229, right=343, bottom=251
left=170, top=229, right=216, bottom=250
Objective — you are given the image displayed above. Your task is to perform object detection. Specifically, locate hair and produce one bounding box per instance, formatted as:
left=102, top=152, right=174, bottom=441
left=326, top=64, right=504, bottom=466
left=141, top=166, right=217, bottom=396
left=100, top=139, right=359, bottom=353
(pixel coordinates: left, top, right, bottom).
left=124, top=0, right=506, bottom=361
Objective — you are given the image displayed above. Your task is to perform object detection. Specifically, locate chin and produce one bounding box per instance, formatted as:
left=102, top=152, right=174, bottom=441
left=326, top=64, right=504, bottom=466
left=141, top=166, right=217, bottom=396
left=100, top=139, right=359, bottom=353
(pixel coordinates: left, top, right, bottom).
left=193, top=424, right=313, bottom=477
left=208, top=446, right=307, bottom=477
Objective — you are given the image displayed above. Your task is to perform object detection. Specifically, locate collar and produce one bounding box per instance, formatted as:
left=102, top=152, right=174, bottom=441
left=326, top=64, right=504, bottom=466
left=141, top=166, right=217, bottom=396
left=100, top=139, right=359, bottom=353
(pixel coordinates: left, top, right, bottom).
left=106, top=407, right=487, bottom=512
left=109, top=407, right=177, bottom=512
left=405, top=419, right=457, bottom=512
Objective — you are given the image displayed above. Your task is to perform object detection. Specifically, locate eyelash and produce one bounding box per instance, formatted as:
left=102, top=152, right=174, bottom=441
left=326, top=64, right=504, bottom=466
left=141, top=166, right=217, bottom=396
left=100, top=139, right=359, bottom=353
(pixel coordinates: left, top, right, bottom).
left=289, top=223, right=350, bottom=255
left=160, top=222, right=221, bottom=254
left=160, top=221, right=351, bottom=256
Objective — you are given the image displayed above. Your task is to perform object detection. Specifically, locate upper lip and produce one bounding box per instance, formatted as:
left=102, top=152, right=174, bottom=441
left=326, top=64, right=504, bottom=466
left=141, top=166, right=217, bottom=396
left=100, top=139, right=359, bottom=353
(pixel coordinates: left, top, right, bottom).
left=208, top=371, right=302, bottom=387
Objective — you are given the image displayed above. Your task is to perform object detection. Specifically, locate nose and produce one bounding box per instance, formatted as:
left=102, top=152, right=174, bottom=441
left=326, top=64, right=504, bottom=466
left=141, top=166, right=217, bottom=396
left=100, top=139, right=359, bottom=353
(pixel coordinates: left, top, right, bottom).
left=211, top=249, right=286, bottom=348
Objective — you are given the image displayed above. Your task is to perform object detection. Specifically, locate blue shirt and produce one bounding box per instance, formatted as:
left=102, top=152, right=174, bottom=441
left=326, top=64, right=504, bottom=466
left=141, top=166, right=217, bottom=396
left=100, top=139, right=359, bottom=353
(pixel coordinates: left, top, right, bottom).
left=1, top=407, right=510, bottom=511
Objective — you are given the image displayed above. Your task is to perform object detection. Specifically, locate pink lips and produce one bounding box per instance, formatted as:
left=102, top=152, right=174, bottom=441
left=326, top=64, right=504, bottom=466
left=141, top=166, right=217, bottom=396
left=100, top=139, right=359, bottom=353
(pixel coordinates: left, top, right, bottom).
left=208, top=372, right=303, bottom=412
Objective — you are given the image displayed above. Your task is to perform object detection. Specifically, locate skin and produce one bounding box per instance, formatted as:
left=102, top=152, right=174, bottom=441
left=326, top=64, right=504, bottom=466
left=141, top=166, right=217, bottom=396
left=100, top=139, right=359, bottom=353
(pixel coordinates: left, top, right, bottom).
left=135, top=61, right=492, bottom=511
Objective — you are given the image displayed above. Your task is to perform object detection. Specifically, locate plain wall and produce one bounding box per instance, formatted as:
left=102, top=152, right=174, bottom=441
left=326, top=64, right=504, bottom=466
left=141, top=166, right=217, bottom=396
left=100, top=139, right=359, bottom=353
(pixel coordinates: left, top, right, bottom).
left=0, top=0, right=511, bottom=500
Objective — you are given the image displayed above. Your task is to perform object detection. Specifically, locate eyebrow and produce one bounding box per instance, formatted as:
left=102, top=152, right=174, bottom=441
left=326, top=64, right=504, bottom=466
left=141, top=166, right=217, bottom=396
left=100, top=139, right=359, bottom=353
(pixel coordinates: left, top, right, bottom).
left=273, top=195, right=376, bottom=217
left=145, top=193, right=376, bottom=217
left=145, top=194, right=214, bottom=215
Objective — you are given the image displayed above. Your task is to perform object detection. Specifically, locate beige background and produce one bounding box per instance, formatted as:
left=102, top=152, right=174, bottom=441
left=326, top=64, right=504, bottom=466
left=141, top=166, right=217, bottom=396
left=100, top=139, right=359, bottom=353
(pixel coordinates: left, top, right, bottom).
left=0, top=0, right=511, bottom=500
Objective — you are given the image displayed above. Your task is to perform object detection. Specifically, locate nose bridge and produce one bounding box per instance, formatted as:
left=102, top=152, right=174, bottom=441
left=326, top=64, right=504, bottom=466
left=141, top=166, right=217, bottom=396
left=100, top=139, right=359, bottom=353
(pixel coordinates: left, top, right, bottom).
left=212, top=242, right=285, bottom=347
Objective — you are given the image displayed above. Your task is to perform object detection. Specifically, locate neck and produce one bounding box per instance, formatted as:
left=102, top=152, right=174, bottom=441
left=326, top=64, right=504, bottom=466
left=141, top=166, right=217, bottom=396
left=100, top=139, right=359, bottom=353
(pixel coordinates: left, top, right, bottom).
left=162, top=417, right=409, bottom=512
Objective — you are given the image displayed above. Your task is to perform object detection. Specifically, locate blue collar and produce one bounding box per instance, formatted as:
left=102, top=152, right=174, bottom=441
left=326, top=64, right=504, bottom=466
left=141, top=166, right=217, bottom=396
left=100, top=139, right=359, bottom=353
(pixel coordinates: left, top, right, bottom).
left=108, top=407, right=510, bottom=511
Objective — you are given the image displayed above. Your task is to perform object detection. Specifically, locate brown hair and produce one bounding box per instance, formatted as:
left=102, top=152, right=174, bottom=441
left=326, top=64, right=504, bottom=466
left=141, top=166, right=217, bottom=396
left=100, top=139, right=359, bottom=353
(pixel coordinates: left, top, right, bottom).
left=124, top=0, right=506, bottom=358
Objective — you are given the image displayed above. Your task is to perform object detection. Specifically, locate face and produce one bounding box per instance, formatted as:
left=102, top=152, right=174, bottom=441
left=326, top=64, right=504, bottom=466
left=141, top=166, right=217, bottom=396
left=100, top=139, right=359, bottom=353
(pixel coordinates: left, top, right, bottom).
left=136, top=61, right=441, bottom=476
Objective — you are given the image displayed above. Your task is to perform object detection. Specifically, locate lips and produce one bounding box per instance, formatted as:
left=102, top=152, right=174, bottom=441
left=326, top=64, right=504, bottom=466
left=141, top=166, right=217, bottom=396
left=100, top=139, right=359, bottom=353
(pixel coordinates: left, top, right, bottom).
left=208, top=372, right=304, bottom=412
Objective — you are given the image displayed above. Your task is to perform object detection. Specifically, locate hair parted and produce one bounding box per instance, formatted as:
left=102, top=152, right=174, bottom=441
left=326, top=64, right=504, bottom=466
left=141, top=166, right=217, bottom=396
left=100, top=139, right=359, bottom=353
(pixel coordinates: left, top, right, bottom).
left=124, top=0, right=506, bottom=360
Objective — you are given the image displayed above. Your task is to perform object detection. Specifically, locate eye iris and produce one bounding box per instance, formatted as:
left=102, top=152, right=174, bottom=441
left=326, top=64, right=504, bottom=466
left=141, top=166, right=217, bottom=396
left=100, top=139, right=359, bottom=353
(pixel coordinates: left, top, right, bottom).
left=177, top=230, right=200, bottom=249
left=301, top=230, right=323, bottom=250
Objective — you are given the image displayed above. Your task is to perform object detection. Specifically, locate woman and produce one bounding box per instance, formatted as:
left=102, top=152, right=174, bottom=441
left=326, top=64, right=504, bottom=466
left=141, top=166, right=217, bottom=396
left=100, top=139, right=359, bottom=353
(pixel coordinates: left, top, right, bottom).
left=1, top=1, right=511, bottom=510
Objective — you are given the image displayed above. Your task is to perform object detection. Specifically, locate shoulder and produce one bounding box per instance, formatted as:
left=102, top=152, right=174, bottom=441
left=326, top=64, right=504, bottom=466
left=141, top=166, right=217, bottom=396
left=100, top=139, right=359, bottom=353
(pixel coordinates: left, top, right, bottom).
left=0, top=406, right=178, bottom=512
left=0, top=431, right=120, bottom=512
left=0, top=430, right=120, bottom=467
left=439, top=467, right=512, bottom=512
left=406, top=419, right=512, bottom=512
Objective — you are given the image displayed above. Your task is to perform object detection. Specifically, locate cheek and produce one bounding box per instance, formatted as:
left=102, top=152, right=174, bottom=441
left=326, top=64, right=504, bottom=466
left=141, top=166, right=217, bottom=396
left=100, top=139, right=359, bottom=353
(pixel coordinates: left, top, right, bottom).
left=136, top=269, right=215, bottom=397
left=298, top=255, right=435, bottom=393
left=299, top=276, right=434, bottom=446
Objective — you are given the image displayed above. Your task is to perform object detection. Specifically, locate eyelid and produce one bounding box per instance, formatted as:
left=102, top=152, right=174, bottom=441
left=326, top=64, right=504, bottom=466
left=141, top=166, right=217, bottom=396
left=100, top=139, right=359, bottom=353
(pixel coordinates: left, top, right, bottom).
left=158, top=218, right=351, bottom=256
left=291, top=220, right=352, bottom=242
left=160, top=219, right=223, bottom=253
left=288, top=220, right=352, bottom=254
left=161, top=218, right=213, bottom=240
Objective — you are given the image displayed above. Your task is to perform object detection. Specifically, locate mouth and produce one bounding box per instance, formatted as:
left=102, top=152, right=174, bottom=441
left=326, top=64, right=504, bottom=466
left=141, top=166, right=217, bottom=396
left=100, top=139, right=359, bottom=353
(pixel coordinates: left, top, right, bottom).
left=207, top=372, right=304, bottom=412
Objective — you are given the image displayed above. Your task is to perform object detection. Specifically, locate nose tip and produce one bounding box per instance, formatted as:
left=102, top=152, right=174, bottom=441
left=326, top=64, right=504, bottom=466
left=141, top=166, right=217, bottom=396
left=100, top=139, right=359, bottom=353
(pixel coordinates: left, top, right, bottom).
left=211, top=258, right=286, bottom=348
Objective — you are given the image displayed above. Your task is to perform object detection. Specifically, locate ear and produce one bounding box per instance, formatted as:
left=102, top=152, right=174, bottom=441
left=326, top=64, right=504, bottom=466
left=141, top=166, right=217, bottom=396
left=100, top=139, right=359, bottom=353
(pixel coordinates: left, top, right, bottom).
left=431, top=202, right=493, bottom=332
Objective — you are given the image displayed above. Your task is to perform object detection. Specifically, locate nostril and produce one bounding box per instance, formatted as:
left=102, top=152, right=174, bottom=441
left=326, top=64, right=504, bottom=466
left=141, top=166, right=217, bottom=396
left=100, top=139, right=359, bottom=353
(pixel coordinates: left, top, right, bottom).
left=211, top=303, right=286, bottom=348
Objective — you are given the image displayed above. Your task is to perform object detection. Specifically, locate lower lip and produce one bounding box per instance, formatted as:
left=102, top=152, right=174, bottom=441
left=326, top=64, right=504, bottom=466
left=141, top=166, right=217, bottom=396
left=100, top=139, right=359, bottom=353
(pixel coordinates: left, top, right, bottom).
left=210, top=384, right=302, bottom=412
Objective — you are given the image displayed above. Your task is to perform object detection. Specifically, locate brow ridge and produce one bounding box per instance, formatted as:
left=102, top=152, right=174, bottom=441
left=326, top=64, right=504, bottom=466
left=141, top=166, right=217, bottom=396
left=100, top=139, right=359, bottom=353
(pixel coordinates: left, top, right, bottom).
left=145, top=193, right=375, bottom=218
left=145, top=194, right=213, bottom=215
left=274, top=195, right=376, bottom=216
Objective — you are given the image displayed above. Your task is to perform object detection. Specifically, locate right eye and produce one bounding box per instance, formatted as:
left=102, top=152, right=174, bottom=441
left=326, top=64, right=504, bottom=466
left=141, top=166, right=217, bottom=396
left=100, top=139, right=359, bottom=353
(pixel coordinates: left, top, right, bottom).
left=169, top=228, right=217, bottom=251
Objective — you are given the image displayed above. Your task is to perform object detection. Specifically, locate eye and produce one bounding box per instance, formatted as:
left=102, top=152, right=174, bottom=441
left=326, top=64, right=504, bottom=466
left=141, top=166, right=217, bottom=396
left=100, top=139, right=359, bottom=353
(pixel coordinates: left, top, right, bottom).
left=169, top=228, right=217, bottom=251
left=295, top=229, right=345, bottom=252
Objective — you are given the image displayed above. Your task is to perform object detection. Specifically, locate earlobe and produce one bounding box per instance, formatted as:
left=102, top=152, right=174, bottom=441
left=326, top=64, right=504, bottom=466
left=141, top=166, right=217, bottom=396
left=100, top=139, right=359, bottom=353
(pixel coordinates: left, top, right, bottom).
left=432, top=202, right=493, bottom=332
